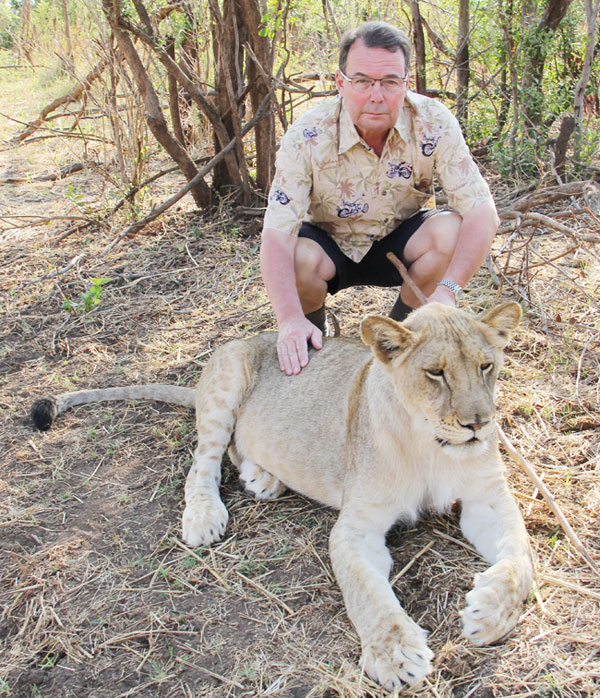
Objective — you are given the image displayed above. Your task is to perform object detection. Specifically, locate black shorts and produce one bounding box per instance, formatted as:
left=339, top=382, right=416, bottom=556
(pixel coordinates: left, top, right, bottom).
left=298, top=209, right=438, bottom=295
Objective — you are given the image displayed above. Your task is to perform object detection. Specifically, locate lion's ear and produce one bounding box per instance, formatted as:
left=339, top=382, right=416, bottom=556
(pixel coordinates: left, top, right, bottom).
left=360, top=316, right=415, bottom=364
left=478, top=302, right=522, bottom=348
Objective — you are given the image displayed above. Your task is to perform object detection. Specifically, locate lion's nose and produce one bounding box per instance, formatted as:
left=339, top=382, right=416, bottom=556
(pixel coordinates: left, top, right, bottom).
left=460, top=417, right=490, bottom=432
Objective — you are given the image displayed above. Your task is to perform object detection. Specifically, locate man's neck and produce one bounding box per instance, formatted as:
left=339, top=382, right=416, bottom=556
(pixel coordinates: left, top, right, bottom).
left=357, top=127, right=390, bottom=157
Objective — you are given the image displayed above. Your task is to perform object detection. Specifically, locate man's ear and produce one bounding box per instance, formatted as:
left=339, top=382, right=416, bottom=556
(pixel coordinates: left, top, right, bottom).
left=335, top=69, right=344, bottom=95
left=478, top=302, right=522, bottom=349
left=360, top=316, right=415, bottom=364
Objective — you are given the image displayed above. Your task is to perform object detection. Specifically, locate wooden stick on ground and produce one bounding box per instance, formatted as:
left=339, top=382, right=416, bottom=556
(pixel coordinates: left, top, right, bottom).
left=386, top=251, right=600, bottom=576
left=497, top=427, right=600, bottom=576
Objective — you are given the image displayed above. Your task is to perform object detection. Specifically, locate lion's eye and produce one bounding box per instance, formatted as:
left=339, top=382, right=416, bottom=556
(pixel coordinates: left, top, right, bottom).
left=426, top=368, right=444, bottom=379
left=480, top=363, right=493, bottom=373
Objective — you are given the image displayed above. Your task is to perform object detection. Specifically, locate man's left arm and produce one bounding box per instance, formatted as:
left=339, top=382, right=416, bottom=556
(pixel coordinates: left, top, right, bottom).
left=427, top=102, right=500, bottom=305
left=428, top=199, right=499, bottom=305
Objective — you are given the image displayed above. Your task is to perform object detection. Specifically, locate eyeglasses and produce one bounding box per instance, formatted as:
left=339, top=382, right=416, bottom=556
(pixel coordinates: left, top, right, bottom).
left=339, top=68, right=409, bottom=94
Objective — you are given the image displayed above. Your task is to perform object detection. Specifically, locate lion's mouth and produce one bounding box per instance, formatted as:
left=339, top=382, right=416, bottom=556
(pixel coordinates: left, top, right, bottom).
left=436, top=436, right=480, bottom=447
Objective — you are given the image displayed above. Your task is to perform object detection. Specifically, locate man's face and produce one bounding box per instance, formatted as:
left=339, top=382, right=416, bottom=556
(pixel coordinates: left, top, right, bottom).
left=336, top=39, right=408, bottom=140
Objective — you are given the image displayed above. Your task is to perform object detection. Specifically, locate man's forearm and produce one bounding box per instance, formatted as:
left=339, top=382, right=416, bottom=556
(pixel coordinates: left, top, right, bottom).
left=260, top=228, right=304, bottom=325
left=443, top=200, right=499, bottom=287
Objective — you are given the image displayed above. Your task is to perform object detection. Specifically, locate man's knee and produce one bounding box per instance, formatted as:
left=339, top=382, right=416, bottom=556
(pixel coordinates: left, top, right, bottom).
left=294, top=238, right=335, bottom=291
left=427, top=211, right=461, bottom=257
left=404, top=211, right=461, bottom=263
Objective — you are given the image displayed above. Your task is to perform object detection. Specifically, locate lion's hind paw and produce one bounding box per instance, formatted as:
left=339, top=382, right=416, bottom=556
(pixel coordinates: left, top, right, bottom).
left=239, top=459, right=286, bottom=500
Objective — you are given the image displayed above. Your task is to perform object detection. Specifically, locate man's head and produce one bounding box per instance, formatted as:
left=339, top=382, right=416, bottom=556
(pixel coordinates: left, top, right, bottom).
left=338, top=22, right=411, bottom=74
left=336, top=22, right=411, bottom=144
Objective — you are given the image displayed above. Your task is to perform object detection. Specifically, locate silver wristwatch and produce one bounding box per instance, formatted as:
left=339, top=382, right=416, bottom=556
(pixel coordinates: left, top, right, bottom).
left=437, top=279, right=463, bottom=299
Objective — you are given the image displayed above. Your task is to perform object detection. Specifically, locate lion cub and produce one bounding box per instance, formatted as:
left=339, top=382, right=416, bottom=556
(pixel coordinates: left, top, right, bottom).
left=32, top=302, right=533, bottom=690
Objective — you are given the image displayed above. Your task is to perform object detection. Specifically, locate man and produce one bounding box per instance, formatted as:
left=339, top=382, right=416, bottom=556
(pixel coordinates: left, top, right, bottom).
left=260, top=21, right=499, bottom=375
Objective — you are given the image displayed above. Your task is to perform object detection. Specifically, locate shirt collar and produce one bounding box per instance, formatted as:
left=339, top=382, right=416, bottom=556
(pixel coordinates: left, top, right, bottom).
left=337, top=91, right=419, bottom=155
left=338, top=100, right=362, bottom=154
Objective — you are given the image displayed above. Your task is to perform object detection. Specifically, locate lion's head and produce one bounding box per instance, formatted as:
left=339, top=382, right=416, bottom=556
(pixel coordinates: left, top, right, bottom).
left=361, top=302, right=521, bottom=457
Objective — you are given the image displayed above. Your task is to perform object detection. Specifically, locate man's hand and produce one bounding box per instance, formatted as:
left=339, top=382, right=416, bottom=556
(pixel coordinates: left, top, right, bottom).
left=276, top=316, right=323, bottom=375
left=427, top=284, right=456, bottom=306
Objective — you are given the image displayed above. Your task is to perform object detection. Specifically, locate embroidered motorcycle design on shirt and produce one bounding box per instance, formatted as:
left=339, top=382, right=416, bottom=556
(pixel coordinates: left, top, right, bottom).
left=270, top=188, right=291, bottom=205
left=337, top=198, right=369, bottom=218
left=387, top=162, right=413, bottom=179
left=420, top=134, right=441, bottom=157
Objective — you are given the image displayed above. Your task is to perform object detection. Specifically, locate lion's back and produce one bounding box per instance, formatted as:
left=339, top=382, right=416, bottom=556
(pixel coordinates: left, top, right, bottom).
left=233, top=335, right=372, bottom=507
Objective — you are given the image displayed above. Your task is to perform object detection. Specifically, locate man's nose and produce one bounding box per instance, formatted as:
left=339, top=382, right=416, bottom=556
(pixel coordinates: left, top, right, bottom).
left=369, top=82, right=385, bottom=101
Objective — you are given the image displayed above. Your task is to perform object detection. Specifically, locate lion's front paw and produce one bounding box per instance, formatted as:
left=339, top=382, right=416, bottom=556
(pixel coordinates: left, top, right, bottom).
left=239, top=459, right=286, bottom=500
left=182, top=495, right=228, bottom=547
left=462, top=559, right=527, bottom=645
left=361, top=622, right=433, bottom=690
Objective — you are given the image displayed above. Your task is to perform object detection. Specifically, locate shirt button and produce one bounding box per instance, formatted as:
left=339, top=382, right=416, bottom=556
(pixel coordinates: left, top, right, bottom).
left=382, top=190, right=387, bottom=195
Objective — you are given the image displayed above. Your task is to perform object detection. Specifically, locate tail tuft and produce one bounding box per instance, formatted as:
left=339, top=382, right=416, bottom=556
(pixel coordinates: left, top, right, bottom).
left=31, top=398, right=58, bottom=431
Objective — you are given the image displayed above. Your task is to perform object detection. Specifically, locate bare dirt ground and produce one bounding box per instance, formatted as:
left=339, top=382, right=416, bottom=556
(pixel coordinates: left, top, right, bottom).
left=1, top=69, right=600, bottom=698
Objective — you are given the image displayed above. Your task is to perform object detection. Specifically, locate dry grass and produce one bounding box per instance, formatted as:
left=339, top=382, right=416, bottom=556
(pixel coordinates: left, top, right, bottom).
left=1, top=77, right=600, bottom=698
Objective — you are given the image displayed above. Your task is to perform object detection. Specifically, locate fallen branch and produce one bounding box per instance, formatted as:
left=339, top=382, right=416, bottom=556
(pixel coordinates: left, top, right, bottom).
left=0, top=162, right=88, bottom=184
left=100, top=138, right=238, bottom=255
left=25, top=254, right=87, bottom=286
left=500, top=209, right=600, bottom=243
left=11, top=58, right=108, bottom=144
left=508, top=181, right=586, bottom=212
left=386, top=251, right=600, bottom=577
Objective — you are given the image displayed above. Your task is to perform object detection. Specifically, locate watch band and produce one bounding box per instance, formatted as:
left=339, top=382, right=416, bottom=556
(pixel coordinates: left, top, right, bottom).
left=437, top=279, right=463, bottom=297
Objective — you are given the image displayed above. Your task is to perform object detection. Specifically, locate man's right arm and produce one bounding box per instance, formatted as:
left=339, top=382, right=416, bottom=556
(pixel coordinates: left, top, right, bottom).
left=260, top=227, right=323, bottom=376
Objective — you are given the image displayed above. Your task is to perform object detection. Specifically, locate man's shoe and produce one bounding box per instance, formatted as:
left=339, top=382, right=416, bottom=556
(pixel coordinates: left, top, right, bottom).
left=305, top=305, right=340, bottom=337
left=389, top=293, right=414, bottom=322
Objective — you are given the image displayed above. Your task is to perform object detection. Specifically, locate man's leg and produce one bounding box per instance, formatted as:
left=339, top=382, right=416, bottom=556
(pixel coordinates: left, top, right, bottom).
left=294, top=237, right=336, bottom=331
left=394, top=210, right=461, bottom=315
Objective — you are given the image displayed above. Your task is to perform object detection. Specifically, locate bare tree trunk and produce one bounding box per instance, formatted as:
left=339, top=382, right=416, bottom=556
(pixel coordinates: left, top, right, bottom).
left=496, top=0, right=510, bottom=137
left=239, top=0, right=276, bottom=192
left=211, top=0, right=252, bottom=203
left=500, top=0, right=520, bottom=176
left=408, top=0, right=427, bottom=94
left=61, top=0, right=75, bottom=72
left=19, top=0, right=34, bottom=66
left=456, top=0, right=470, bottom=124
left=104, top=1, right=211, bottom=209
left=166, top=38, right=185, bottom=147
left=521, top=0, right=574, bottom=129
left=209, top=0, right=245, bottom=195
left=573, top=0, right=600, bottom=165
left=553, top=115, right=575, bottom=180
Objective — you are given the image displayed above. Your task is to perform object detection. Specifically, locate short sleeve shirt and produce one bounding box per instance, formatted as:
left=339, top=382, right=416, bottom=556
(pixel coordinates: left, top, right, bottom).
left=263, top=92, right=494, bottom=262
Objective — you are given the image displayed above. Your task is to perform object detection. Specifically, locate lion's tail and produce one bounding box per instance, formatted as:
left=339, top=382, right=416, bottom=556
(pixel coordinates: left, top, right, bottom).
left=31, top=384, right=196, bottom=431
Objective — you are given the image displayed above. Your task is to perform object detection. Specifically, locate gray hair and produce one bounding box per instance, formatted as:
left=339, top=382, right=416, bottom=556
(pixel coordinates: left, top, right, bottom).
left=339, top=21, right=411, bottom=74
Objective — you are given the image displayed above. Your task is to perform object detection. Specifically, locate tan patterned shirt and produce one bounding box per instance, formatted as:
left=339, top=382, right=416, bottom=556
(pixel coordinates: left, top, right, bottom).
left=263, top=92, right=494, bottom=262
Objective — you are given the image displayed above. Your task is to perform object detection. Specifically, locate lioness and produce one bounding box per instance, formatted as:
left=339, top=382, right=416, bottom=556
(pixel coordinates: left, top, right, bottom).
left=32, top=302, right=533, bottom=690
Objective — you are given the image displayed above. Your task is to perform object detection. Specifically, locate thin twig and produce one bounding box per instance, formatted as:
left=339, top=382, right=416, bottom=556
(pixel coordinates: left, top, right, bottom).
left=498, top=427, right=600, bottom=576
left=386, top=252, right=427, bottom=305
